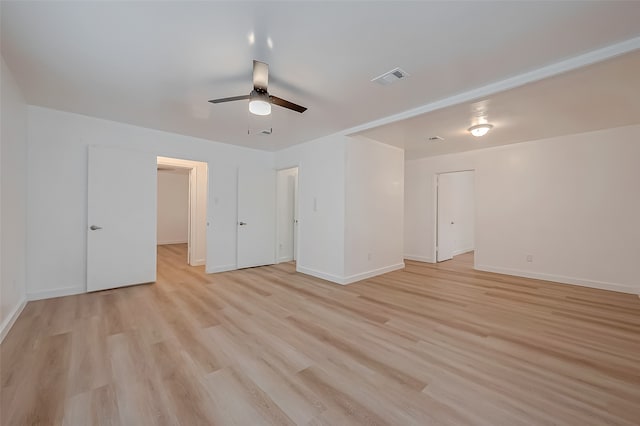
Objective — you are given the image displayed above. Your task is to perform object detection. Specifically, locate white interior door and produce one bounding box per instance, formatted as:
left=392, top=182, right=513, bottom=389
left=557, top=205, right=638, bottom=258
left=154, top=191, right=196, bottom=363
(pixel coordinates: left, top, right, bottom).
left=437, top=173, right=455, bottom=262
left=237, top=167, right=276, bottom=269
left=87, top=146, right=157, bottom=291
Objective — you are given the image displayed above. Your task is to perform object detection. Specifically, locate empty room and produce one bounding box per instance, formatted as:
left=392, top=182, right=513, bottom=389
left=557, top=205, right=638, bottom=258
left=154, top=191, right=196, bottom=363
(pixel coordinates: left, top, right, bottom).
left=1, top=1, right=639, bottom=425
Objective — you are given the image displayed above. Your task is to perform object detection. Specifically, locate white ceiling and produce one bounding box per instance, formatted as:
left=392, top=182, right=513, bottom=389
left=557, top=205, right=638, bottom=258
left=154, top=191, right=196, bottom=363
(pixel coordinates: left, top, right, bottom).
left=356, top=50, right=640, bottom=160
left=2, top=1, right=640, bottom=151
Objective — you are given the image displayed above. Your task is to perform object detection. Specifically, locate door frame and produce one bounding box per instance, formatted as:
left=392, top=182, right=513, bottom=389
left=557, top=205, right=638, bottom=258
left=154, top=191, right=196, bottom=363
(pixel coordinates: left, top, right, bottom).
left=434, top=169, right=475, bottom=264
left=157, top=156, right=208, bottom=267
left=275, top=165, right=300, bottom=265
left=293, top=171, right=299, bottom=262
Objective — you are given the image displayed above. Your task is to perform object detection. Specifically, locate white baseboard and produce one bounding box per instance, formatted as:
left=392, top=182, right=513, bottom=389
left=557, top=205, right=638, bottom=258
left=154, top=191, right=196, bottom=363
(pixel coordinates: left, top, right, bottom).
left=297, top=263, right=405, bottom=285
left=277, top=255, right=293, bottom=264
left=296, top=266, right=346, bottom=285
left=341, top=263, right=405, bottom=285
left=452, top=247, right=474, bottom=256
left=404, top=254, right=435, bottom=263
left=0, top=297, right=27, bottom=344
left=207, top=264, right=236, bottom=274
left=27, top=286, right=85, bottom=301
left=157, top=240, right=188, bottom=245
left=190, top=258, right=206, bottom=267
left=475, top=264, right=637, bottom=295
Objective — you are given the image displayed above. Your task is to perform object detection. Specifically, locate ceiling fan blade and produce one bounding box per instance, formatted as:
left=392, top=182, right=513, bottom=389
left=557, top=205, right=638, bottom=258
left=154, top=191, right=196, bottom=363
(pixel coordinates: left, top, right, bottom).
left=270, top=96, right=307, bottom=113
left=208, top=95, right=250, bottom=104
left=253, top=60, right=269, bottom=91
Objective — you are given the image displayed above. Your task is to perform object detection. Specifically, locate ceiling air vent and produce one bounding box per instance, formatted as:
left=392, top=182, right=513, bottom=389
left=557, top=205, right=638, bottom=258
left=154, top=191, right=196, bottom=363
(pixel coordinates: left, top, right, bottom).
left=371, top=67, right=410, bottom=86
left=428, top=136, right=445, bottom=141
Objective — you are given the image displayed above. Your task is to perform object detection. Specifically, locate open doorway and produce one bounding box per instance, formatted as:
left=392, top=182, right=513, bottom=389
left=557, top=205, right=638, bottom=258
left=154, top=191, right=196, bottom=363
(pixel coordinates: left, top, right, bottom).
left=436, top=170, right=475, bottom=262
left=276, top=167, right=299, bottom=264
left=157, top=156, right=208, bottom=268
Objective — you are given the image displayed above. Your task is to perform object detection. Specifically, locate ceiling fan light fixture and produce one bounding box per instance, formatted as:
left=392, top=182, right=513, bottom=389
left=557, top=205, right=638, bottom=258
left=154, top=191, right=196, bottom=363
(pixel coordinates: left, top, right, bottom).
left=209, top=60, right=306, bottom=115
left=249, top=99, right=271, bottom=115
left=468, top=123, right=493, bottom=137
left=249, top=90, right=271, bottom=116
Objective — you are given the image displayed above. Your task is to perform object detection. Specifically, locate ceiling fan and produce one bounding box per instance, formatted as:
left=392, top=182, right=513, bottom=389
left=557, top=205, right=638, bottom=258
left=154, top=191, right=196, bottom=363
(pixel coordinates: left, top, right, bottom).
left=208, top=60, right=307, bottom=115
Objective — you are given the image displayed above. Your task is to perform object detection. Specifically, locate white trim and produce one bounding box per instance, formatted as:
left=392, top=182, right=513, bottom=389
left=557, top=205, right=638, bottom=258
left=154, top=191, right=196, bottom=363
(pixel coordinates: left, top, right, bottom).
left=404, top=254, right=435, bottom=263
left=275, top=166, right=300, bottom=266
left=207, top=264, right=236, bottom=274
left=157, top=239, right=188, bottom=245
left=296, top=265, right=346, bottom=285
left=475, top=264, right=636, bottom=295
left=298, top=263, right=406, bottom=285
left=0, top=298, right=27, bottom=343
left=452, top=247, right=474, bottom=257
left=341, top=263, right=405, bottom=285
left=157, top=156, right=208, bottom=271
left=342, top=37, right=640, bottom=136
left=27, top=286, right=85, bottom=301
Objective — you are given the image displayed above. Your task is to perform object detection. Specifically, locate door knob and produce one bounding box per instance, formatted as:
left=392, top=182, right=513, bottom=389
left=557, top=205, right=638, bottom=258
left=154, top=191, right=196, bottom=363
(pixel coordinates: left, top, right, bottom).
left=239, top=222, right=247, bottom=226
left=90, top=225, right=102, bottom=231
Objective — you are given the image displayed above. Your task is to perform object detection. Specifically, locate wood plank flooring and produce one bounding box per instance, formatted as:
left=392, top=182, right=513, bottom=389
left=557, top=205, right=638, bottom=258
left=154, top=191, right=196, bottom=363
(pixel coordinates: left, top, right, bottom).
left=1, top=244, right=639, bottom=425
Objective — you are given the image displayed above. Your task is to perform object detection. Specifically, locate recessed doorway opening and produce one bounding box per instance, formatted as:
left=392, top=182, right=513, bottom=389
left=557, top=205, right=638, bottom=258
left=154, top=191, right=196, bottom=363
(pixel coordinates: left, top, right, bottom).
left=436, top=170, right=475, bottom=262
left=276, top=167, right=299, bottom=264
left=157, top=156, right=208, bottom=268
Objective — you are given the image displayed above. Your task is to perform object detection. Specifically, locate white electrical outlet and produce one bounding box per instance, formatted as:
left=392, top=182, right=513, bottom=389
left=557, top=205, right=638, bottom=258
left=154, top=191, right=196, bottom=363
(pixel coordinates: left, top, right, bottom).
left=526, top=255, right=533, bottom=262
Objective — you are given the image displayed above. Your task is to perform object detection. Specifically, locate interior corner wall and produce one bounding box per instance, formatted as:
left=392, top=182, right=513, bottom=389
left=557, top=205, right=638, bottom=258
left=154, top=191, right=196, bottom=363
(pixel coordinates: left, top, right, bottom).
left=26, top=106, right=274, bottom=299
left=157, top=171, right=189, bottom=245
left=275, top=135, right=405, bottom=286
left=405, top=124, right=640, bottom=294
left=275, top=134, right=346, bottom=283
left=344, top=137, right=404, bottom=283
left=0, top=55, right=28, bottom=341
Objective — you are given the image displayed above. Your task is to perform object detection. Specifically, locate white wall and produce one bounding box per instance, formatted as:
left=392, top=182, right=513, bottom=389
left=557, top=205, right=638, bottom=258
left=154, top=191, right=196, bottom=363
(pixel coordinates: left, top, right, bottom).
left=157, top=170, right=189, bottom=245
left=275, top=134, right=346, bottom=282
left=344, top=137, right=404, bottom=282
left=442, top=170, right=475, bottom=256
left=405, top=124, right=640, bottom=294
left=276, top=167, right=298, bottom=263
left=26, top=106, right=274, bottom=299
left=0, top=56, right=28, bottom=341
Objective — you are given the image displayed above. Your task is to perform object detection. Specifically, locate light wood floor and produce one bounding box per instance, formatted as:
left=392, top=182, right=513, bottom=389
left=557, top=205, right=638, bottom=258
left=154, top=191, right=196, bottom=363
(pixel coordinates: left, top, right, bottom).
left=2, top=244, right=639, bottom=425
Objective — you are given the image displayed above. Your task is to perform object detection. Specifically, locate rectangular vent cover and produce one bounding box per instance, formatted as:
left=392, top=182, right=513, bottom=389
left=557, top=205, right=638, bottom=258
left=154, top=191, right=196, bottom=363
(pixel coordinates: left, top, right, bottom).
left=372, top=67, right=409, bottom=85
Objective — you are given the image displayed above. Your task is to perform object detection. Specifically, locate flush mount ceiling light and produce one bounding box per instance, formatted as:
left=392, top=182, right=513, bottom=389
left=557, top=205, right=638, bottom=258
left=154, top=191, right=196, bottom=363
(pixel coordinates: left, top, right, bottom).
left=248, top=90, right=271, bottom=116
left=468, top=123, right=493, bottom=137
